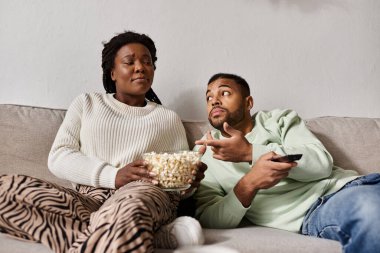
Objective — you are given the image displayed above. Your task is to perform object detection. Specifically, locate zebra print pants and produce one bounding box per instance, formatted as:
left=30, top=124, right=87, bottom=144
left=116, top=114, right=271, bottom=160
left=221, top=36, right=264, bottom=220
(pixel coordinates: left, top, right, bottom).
left=0, top=174, right=179, bottom=253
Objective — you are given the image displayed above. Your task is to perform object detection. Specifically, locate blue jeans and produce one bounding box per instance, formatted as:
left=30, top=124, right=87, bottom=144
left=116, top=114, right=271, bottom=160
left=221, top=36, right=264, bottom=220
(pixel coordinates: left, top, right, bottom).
left=301, top=173, right=380, bottom=253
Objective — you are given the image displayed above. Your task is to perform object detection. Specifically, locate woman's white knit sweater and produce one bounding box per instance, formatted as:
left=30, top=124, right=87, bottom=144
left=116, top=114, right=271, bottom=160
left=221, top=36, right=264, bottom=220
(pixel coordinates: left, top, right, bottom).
left=48, top=93, right=189, bottom=189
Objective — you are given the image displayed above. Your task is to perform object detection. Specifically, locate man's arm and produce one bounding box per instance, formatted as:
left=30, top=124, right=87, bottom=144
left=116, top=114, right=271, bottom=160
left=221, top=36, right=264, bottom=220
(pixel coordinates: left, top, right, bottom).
left=252, top=110, right=334, bottom=182
left=194, top=147, right=295, bottom=228
left=48, top=94, right=118, bottom=188
left=194, top=172, right=250, bottom=229
left=196, top=110, right=334, bottom=182
left=233, top=152, right=295, bottom=207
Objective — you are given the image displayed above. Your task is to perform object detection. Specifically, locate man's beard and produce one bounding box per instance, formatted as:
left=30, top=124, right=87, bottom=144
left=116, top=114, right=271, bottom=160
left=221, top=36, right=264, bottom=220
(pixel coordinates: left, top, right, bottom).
left=208, top=105, right=245, bottom=131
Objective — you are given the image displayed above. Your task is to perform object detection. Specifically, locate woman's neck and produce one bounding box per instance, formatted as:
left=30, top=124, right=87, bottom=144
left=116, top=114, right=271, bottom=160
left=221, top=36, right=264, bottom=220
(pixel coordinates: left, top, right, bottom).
left=114, top=93, right=146, bottom=107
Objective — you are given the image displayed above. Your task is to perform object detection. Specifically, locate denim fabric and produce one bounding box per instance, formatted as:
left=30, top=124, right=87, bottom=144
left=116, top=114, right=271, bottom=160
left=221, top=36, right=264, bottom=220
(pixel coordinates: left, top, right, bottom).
left=301, top=173, right=380, bottom=253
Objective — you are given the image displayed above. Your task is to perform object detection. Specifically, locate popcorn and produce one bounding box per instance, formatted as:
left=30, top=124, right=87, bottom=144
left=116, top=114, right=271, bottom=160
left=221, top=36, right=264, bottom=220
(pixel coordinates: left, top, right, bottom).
left=143, top=151, right=201, bottom=189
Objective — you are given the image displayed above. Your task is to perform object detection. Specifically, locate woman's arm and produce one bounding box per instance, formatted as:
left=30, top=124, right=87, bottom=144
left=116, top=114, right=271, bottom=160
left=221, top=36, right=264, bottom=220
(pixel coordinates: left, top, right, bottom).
left=48, top=95, right=118, bottom=188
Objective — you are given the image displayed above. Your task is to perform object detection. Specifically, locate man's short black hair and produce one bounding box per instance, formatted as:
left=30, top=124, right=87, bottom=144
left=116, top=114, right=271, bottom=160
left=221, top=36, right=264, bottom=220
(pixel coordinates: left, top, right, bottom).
left=208, top=73, right=250, bottom=98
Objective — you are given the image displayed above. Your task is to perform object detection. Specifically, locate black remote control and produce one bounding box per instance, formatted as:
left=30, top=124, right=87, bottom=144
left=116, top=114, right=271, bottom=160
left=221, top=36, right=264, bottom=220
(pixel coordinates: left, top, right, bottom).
left=271, top=154, right=303, bottom=163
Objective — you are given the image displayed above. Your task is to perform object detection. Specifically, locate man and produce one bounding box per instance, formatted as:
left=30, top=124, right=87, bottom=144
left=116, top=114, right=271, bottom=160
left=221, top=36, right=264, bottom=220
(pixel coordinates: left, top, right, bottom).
left=193, top=73, right=380, bottom=253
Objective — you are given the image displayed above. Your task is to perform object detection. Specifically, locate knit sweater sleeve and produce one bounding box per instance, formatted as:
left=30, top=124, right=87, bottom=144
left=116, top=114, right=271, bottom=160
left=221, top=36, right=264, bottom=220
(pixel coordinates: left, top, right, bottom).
left=251, top=109, right=334, bottom=182
left=48, top=94, right=117, bottom=188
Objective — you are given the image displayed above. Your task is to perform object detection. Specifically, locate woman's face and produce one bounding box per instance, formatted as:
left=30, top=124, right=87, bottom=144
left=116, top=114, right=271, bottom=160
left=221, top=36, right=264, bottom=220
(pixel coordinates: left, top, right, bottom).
left=111, top=43, right=154, bottom=103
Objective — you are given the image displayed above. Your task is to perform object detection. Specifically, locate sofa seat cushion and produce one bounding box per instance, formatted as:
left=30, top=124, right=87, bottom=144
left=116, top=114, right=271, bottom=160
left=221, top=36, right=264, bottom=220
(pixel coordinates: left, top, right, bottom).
left=0, top=234, right=52, bottom=253
left=0, top=226, right=341, bottom=253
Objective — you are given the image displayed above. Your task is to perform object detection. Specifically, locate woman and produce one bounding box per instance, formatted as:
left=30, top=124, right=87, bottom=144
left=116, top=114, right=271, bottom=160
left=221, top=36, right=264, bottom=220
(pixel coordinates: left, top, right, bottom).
left=0, top=31, right=205, bottom=253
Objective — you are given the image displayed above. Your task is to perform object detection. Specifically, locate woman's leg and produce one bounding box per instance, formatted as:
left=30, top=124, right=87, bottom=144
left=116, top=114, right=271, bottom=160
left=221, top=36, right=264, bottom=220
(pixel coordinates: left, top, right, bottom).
left=301, top=173, right=380, bottom=253
left=0, top=175, right=104, bottom=253
left=70, top=181, right=179, bottom=253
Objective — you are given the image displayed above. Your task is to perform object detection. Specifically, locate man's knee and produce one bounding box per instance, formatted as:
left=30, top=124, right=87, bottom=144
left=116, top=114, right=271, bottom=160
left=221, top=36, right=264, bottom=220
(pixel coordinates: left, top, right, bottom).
left=353, top=187, right=380, bottom=227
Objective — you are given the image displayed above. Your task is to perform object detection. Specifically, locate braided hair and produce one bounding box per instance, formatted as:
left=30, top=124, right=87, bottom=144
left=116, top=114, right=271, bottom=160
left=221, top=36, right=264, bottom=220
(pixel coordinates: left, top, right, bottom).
left=101, top=31, right=162, bottom=104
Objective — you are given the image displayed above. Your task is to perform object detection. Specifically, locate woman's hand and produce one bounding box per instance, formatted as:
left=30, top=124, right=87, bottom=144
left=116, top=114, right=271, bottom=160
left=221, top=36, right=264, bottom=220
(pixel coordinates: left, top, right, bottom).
left=115, top=160, right=157, bottom=189
left=181, top=161, right=207, bottom=198
left=190, top=161, right=208, bottom=189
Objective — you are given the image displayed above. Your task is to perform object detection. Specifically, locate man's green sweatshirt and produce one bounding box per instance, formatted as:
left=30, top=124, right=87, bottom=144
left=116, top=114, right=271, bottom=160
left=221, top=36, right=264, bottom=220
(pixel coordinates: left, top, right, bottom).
left=194, top=109, right=359, bottom=232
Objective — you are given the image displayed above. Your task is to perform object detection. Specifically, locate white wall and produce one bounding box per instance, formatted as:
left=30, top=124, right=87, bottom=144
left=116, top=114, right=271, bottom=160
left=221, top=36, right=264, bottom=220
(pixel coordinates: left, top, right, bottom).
left=1, top=0, right=379, bottom=121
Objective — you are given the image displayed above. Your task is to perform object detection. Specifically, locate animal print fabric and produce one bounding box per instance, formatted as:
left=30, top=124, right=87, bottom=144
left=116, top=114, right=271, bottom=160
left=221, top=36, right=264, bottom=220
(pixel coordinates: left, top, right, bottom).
left=0, top=175, right=179, bottom=253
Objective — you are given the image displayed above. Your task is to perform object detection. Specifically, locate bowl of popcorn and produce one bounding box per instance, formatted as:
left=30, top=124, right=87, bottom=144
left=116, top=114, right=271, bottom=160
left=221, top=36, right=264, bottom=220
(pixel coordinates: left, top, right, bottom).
left=142, top=151, right=201, bottom=191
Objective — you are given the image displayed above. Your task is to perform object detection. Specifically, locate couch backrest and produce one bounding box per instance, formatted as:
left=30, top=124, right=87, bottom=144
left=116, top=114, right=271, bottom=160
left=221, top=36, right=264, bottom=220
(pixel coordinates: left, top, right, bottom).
left=0, top=104, right=379, bottom=188
left=306, top=117, right=380, bottom=175
left=0, top=104, right=70, bottom=187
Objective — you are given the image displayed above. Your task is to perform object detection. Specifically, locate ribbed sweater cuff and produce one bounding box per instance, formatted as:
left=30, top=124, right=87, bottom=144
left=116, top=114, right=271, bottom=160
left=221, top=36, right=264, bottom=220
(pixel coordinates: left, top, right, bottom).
left=225, top=189, right=250, bottom=214
left=99, top=165, right=118, bottom=189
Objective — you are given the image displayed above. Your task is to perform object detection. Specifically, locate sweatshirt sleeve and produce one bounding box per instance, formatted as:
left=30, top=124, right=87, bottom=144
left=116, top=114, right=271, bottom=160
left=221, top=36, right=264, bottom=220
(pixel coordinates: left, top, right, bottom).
left=193, top=145, right=250, bottom=228
left=250, top=109, right=334, bottom=182
left=48, top=95, right=117, bottom=188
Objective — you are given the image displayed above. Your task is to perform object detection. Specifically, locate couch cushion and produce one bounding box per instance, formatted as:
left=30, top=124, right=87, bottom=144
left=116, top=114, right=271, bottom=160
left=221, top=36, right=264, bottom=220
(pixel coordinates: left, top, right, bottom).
left=0, top=104, right=71, bottom=188
left=182, top=121, right=210, bottom=149
left=202, top=227, right=341, bottom=253
left=0, top=234, right=53, bottom=253
left=306, top=117, right=380, bottom=175
left=0, top=227, right=341, bottom=253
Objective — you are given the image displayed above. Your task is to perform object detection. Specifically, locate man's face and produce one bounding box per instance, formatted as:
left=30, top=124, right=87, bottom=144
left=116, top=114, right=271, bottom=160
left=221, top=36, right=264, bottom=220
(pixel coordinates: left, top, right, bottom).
left=206, top=78, right=246, bottom=131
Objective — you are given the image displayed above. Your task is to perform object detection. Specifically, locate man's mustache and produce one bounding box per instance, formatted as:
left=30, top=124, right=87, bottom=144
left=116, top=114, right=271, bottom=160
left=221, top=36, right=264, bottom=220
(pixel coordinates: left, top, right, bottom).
left=209, top=106, right=228, bottom=117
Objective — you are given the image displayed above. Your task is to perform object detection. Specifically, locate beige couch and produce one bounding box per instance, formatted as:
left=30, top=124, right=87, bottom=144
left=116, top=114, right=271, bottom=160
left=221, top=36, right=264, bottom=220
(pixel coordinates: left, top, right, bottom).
left=1, top=104, right=379, bottom=253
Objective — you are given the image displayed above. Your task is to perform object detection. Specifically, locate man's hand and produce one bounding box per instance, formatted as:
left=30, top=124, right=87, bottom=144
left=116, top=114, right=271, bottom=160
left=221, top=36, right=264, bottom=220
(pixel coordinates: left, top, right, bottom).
left=234, top=152, right=297, bottom=207
left=195, top=122, right=252, bottom=163
left=115, top=160, right=157, bottom=189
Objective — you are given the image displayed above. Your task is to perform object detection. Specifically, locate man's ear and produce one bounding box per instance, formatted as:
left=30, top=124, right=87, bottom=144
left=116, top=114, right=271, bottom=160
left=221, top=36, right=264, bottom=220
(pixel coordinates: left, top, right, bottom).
left=246, top=96, right=254, bottom=111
